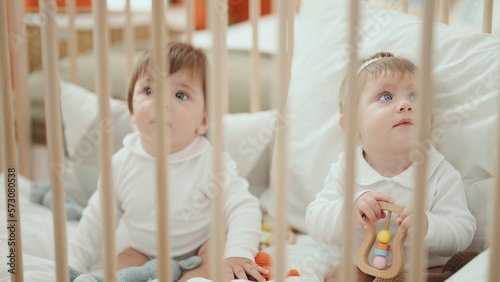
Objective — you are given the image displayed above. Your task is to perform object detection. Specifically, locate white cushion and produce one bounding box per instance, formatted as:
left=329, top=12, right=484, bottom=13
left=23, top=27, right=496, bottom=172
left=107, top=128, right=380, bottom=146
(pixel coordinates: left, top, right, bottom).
left=263, top=0, right=498, bottom=253
left=223, top=110, right=276, bottom=195
left=60, top=81, right=135, bottom=206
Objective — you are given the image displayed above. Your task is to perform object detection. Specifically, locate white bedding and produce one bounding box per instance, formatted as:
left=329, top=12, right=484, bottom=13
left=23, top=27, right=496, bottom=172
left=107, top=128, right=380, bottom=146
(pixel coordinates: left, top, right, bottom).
left=0, top=173, right=77, bottom=281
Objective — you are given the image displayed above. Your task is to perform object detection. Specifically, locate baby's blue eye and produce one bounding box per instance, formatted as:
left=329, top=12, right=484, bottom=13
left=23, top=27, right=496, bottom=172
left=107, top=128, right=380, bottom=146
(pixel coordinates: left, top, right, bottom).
left=378, top=93, right=392, bottom=101
left=145, top=88, right=152, bottom=95
left=409, top=93, right=416, bottom=100
left=176, top=92, right=188, bottom=100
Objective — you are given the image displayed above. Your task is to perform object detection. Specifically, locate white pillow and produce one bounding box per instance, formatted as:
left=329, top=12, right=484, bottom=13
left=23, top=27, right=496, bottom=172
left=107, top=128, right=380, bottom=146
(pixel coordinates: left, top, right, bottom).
left=223, top=110, right=276, bottom=195
left=60, top=81, right=135, bottom=206
left=262, top=0, right=498, bottom=252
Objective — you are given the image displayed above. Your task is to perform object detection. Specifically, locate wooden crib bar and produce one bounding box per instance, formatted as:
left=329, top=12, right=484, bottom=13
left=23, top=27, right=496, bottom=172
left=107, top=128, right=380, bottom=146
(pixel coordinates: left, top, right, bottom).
left=250, top=0, right=261, bottom=113
left=287, top=0, right=294, bottom=84
left=488, top=43, right=500, bottom=282
left=39, top=0, right=69, bottom=280
left=208, top=0, right=227, bottom=280
left=186, top=0, right=195, bottom=44
left=124, top=0, right=134, bottom=91
left=439, top=0, right=450, bottom=24
left=483, top=0, right=493, bottom=34
left=341, top=0, right=360, bottom=280
left=409, top=1, right=435, bottom=281
left=271, top=1, right=290, bottom=280
left=67, top=0, right=78, bottom=84
left=93, top=1, right=118, bottom=281
left=401, top=0, right=409, bottom=14
left=151, top=0, right=171, bottom=281
left=0, top=1, right=24, bottom=280
left=221, top=0, right=229, bottom=116
left=8, top=0, right=32, bottom=181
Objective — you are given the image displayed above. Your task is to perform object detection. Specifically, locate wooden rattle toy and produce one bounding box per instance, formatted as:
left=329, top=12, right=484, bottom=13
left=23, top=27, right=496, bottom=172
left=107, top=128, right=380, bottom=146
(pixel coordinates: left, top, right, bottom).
left=356, top=201, right=407, bottom=279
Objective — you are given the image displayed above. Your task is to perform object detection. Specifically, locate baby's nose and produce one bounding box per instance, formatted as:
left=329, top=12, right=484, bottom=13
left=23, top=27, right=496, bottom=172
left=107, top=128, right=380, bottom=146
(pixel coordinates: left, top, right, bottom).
left=398, top=99, right=413, bottom=112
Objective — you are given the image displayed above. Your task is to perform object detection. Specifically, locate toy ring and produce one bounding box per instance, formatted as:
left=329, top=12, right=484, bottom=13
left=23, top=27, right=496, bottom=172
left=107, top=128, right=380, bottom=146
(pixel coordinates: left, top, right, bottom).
left=356, top=201, right=407, bottom=279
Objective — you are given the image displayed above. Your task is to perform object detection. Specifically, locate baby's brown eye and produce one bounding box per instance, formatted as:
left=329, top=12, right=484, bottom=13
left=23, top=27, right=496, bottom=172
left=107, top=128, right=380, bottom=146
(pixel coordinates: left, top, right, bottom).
left=145, top=88, right=152, bottom=95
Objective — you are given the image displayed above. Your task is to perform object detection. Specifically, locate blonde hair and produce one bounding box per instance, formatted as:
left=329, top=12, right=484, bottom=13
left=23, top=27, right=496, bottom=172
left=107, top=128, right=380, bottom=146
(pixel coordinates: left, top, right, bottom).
left=127, top=42, right=207, bottom=113
left=338, top=52, right=417, bottom=114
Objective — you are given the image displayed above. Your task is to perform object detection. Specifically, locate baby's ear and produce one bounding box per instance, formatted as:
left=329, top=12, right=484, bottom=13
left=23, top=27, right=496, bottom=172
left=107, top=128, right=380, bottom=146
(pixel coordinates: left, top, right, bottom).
left=196, top=113, right=208, bottom=135
left=130, top=114, right=136, bottom=125
left=339, top=114, right=346, bottom=133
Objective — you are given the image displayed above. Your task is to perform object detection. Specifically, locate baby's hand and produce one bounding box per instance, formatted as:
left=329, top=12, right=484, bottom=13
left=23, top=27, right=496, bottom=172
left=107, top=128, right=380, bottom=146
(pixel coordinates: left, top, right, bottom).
left=224, top=257, right=269, bottom=282
left=396, top=206, right=428, bottom=235
left=354, top=192, right=394, bottom=229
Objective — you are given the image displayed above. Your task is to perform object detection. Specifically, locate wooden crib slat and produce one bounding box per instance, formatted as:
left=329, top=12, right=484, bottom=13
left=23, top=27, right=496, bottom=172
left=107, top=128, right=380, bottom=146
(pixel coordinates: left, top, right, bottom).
left=124, top=0, right=134, bottom=90
left=409, top=1, right=435, bottom=282
left=38, top=0, right=69, bottom=280
left=8, top=0, right=32, bottom=180
left=487, top=47, right=500, bottom=282
left=151, top=1, right=171, bottom=281
left=483, top=0, right=493, bottom=34
left=401, top=0, right=409, bottom=14
left=250, top=0, right=261, bottom=113
left=287, top=0, right=294, bottom=87
left=271, top=1, right=290, bottom=281
left=221, top=0, right=229, bottom=116
left=208, top=0, right=227, bottom=280
left=488, top=169, right=500, bottom=275
left=0, top=1, right=24, bottom=280
left=93, top=1, right=117, bottom=281
left=439, top=0, right=450, bottom=25
left=67, top=0, right=78, bottom=84
left=341, top=0, right=360, bottom=281
left=185, top=0, right=194, bottom=44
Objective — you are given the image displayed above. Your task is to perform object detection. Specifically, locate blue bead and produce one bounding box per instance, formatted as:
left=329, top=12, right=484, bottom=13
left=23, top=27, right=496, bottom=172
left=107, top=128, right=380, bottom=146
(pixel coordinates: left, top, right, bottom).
left=374, top=248, right=389, bottom=257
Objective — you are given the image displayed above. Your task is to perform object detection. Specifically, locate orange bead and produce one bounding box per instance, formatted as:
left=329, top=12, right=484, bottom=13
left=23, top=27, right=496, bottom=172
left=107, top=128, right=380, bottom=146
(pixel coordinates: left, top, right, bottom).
left=286, top=269, right=300, bottom=277
left=376, top=242, right=390, bottom=251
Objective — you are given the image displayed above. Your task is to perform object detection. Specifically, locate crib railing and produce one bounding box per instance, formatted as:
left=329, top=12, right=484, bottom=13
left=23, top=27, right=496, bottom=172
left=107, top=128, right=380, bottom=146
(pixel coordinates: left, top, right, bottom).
left=1, top=0, right=500, bottom=282
left=0, top=1, right=24, bottom=281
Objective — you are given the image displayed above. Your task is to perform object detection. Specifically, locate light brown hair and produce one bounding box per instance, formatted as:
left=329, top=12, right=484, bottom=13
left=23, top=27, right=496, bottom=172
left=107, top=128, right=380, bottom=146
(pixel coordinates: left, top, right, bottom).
left=338, top=52, right=417, bottom=114
left=127, top=42, right=207, bottom=113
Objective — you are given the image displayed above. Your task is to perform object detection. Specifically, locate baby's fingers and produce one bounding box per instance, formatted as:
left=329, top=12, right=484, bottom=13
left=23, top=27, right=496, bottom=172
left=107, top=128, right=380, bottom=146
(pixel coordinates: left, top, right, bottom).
left=224, top=265, right=240, bottom=282
left=256, top=265, right=270, bottom=275
left=244, top=265, right=268, bottom=282
left=398, top=215, right=412, bottom=234
left=355, top=212, right=369, bottom=230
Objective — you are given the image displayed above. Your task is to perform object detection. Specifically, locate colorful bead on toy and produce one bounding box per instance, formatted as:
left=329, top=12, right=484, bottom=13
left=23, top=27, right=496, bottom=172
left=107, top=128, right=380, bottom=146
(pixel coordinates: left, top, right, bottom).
left=373, top=255, right=388, bottom=269
left=377, top=229, right=392, bottom=244
left=372, top=211, right=393, bottom=270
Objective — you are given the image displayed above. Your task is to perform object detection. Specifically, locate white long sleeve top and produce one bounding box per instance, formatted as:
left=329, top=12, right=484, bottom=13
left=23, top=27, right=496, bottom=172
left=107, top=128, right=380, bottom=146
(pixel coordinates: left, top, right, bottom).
left=306, top=145, right=476, bottom=268
left=69, top=132, right=262, bottom=270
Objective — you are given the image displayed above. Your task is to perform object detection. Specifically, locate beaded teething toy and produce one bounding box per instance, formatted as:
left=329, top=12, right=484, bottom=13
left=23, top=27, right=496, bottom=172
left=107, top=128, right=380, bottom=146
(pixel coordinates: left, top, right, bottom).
left=356, top=201, right=407, bottom=279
